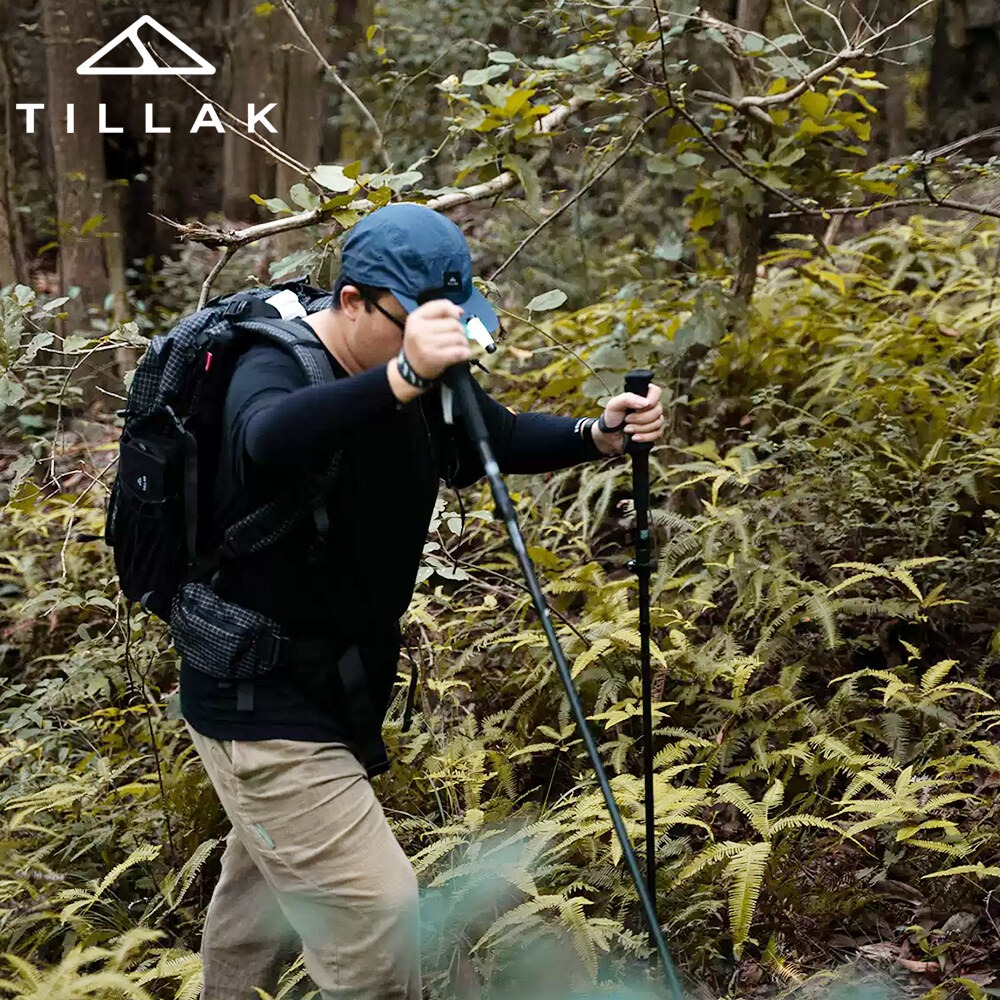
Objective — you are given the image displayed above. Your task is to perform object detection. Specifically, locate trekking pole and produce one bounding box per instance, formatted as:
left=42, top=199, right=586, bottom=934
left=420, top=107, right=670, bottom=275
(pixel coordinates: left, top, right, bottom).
left=622, top=369, right=658, bottom=947
left=442, top=363, right=683, bottom=1000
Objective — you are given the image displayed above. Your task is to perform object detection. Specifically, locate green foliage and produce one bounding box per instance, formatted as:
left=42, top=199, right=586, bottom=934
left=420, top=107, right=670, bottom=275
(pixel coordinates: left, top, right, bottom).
left=7, top=216, right=1000, bottom=994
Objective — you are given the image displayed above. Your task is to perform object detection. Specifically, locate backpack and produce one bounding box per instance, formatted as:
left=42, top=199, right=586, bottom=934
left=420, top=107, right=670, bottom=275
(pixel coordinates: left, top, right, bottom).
left=105, top=278, right=339, bottom=625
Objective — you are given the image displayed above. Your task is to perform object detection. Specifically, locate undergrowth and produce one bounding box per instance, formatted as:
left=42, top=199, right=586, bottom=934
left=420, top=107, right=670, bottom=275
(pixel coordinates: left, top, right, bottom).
left=2, top=218, right=1000, bottom=998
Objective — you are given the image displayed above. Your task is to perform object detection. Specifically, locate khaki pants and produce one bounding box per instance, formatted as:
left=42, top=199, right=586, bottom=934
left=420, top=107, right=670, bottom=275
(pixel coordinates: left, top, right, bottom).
left=187, top=727, right=421, bottom=1000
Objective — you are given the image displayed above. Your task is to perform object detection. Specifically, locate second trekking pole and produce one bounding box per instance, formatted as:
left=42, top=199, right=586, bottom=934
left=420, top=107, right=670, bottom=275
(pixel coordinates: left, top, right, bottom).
left=622, top=369, right=658, bottom=947
left=441, top=362, right=682, bottom=1000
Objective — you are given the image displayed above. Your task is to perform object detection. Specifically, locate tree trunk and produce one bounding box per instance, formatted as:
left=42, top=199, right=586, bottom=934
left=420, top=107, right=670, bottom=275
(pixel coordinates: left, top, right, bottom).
left=0, top=18, right=24, bottom=287
left=275, top=0, right=328, bottom=198
left=928, top=0, right=1000, bottom=149
left=274, top=0, right=329, bottom=258
left=41, top=0, right=118, bottom=396
left=321, top=0, right=374, bottom=163
left=223, top=0, right=278, bottom=222
left=729, top=0, right=770, bottom=95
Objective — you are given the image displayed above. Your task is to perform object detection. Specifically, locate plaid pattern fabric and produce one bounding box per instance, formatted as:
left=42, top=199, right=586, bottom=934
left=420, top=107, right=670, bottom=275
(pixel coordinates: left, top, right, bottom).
left=117, top=281, right=342, bottom=678
left=171, top=582, right=279, bottom=679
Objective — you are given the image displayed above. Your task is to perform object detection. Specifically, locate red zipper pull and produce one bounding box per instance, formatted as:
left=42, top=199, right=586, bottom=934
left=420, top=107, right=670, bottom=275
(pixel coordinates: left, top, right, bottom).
left=204, top=351, right=214, bottom=373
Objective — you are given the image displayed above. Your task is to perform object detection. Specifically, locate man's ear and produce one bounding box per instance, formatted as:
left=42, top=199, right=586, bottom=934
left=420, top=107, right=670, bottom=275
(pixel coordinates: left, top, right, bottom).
left=339, top=284, right=365, bottom=319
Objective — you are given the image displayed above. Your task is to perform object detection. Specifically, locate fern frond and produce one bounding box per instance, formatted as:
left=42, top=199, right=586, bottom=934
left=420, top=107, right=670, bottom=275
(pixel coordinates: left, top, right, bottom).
left=727, top=841, right=772, bottom=957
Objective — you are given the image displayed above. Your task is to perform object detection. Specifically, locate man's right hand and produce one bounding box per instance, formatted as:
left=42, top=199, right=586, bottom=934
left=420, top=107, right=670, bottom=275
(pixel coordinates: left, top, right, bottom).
left=403, top=299, right=472, bottom=380
left=386, top=299, right=472, bottom=403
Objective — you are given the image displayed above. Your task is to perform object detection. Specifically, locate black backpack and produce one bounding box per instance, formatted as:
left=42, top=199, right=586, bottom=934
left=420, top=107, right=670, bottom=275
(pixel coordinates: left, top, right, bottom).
left=105, top=278, right=339, bottom=623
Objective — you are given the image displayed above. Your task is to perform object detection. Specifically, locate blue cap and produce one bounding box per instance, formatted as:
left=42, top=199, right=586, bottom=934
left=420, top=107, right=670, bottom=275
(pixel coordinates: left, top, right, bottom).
left=338, top=203, right=499, bottom=333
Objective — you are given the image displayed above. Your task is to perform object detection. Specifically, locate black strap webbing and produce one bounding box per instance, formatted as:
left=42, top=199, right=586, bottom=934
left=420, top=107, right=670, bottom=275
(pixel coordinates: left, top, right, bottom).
left=338, top=646, right=390, bottom=777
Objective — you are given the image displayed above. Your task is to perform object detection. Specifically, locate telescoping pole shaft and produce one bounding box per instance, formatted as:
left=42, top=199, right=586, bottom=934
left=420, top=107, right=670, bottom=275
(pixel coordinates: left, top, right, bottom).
left=623, top=369, right=658, bottom=947
left=442, top=364, right=682, bottom=1000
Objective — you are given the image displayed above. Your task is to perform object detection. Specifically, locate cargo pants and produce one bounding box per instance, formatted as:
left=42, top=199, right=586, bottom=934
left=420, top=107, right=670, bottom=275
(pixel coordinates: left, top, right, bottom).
left=187, top=726, right=421, bottom=1000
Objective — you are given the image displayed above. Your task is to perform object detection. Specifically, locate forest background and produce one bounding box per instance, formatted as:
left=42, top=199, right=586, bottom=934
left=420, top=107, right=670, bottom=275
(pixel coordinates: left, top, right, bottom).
left=3, top=1, right=1000, bottom=998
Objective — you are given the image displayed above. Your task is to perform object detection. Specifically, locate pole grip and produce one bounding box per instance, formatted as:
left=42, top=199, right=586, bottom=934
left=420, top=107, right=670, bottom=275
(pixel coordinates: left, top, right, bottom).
left=624, top=369, right=654, bottom=398
left=624, top=369, right=654, bottom=456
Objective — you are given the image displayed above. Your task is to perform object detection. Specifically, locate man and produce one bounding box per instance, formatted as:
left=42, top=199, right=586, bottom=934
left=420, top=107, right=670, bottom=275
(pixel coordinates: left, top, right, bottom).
left=181, top=203, right=665, bottom=1000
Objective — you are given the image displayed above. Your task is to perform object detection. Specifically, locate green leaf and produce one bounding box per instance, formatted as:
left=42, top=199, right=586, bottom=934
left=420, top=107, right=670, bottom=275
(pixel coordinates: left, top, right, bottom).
left=384, top=170, right=423, bottom=192
left=689, top=205, right=720, bottom=231
left=310, top=164, right=356, bottom=193
left=727, top=842, right=771, bottom=957
left=7, top=454, right=35, bottom=488
left=0, top=373, right=27, bottom=408
left=504, top=88, right=536, bottom=118
left=461, top=65, right=509, bottom=87
left=504, top=153, right=541, bottom=210
left=250, top=194, right=291, bottom=214
left=526, top=289, right=567, bottom=312
left=799, top=91, right=830, bottom=120
left=289, top=183, right=318, bottom=209
left=488, top=50, right=518, bottom=64
left=333, top=209, right=362, bottom=228
left=62, top=334, right=92, bottom=353
left=676, top=151, right=704, bottom=168
left=645, top=154, right=676, bottom=176
left=654, top=232, right=685, bottom=261
left=80, top=214, right=105, bottom=236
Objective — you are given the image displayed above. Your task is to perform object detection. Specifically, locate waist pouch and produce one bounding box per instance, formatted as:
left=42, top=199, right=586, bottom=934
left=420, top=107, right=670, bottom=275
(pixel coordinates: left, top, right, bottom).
left=171, top=582, right=389, bottom=776
left=171, top=582, right=280, bottom=680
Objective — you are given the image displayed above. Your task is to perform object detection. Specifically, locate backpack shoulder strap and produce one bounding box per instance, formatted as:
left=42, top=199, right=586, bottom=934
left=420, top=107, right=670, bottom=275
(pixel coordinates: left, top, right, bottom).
left=209, top=316, right=343, bottom=568
left=232, top=316, right=335, bottom=388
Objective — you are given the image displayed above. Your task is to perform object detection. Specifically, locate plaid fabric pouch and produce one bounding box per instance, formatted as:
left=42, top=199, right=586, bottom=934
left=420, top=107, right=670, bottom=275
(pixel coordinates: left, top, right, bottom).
left=170, top=582, right=282, bottom=680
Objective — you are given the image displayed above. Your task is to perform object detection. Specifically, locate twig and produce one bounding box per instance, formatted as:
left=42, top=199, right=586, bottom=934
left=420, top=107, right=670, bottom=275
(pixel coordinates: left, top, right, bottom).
left=649, top=0, right=669, bottom=83
left=798, top=0, right=851, bottom=49
left=198, top=246, right=238, bottom=310
left=169, top=53, right=308, bottom=178
left=768, top=197, right=1000, bottom=221
left=278, top=0, right=391, bottom=169
left=497, top=306, right=612, bottom=395
left=491, top=106, right=670, bottom=281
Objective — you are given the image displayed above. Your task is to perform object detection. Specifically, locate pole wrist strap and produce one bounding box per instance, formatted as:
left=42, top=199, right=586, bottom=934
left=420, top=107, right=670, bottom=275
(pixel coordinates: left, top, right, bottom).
left=598, top=412, right=627, bottom=434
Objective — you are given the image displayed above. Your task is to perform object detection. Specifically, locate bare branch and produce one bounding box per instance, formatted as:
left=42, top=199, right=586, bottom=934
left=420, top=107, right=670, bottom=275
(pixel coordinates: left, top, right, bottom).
left=198, top=246, right=238, bottom=311
left=278, top=0, right=391, bottom=170
left=176, top=73, right=309, bottom=177
left=693, top=43, right=865, bottom=114
left=798, top=0, right=851, bottom=49
left=769, top=198, right=1000, bottom=222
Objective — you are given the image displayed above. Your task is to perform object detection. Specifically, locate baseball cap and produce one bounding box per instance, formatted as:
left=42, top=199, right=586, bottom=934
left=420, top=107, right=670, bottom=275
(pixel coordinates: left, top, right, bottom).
left=338, top=203, right=499, bottom=334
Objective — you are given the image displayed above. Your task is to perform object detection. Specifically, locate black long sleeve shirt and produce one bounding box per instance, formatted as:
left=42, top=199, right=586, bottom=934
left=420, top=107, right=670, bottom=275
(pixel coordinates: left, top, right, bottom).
left=180, top=322, right=601, bottom=742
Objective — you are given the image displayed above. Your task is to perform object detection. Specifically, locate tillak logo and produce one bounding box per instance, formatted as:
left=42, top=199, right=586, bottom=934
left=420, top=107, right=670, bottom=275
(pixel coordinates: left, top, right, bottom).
left=77, top=15, right=215, bottom=76
left=18, top=15, right=278, bottom=134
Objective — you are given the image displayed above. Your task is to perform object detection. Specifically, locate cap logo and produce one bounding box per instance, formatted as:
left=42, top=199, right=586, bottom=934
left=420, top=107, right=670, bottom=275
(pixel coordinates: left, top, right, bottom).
left=443, top=271, right=461, bottom=290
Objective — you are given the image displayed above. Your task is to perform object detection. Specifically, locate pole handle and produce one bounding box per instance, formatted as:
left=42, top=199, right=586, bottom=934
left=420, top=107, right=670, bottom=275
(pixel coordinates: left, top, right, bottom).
left=624, top=369, right=654, bottom=456
left=624, top=369, right=654, bottom=397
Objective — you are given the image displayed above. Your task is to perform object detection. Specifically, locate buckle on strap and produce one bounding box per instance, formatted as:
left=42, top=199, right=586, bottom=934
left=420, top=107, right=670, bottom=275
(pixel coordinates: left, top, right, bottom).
left=221, top=298, right=251, bottom=318
left=257, top=630, right=285, bottom=668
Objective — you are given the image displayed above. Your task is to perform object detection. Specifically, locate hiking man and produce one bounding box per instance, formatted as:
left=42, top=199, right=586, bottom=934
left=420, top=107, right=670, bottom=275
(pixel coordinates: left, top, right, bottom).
left=181, top=202, right=665, bottom=1000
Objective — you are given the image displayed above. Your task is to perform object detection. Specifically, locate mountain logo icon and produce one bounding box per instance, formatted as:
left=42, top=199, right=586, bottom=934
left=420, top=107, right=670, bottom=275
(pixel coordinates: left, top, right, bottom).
left=77, top=15, right=216, bottom=76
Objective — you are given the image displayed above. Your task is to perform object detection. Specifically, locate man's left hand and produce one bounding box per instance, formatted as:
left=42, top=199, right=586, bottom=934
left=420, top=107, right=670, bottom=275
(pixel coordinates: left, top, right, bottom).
left=592, top=383, right=665, bottom=456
